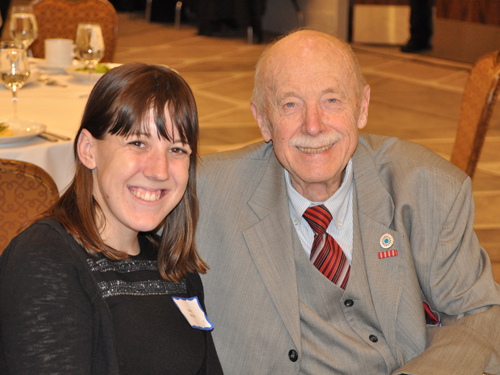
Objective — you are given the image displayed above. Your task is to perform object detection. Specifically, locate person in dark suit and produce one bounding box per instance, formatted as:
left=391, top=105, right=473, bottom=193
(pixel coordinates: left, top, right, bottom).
left=401, top=0, right=434, bottom=53
left=0, top=0, right=12, bottom=36
left=196, top=30, right=500, bottom=374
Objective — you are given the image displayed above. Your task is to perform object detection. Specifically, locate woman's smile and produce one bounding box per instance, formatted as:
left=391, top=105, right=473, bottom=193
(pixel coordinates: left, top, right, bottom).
left=129, top=186, right=166, bottom=202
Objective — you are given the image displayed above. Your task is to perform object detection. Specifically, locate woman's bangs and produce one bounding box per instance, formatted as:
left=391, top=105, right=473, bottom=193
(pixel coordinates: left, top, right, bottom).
left=109, top=93, right=155, bottom=138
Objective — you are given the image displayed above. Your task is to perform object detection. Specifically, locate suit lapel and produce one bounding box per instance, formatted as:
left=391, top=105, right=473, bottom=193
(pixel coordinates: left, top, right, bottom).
left=242, top=151, right=302, bottom=352
left=352, top=140, right=409, bottom=357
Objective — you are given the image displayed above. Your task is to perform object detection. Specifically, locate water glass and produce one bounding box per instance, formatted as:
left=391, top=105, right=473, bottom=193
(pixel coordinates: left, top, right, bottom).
left=0, top=41, right=30, bottom=119
left=9, top=6, right=38, bottom=50
left=75, top=23, right=105, bottom=85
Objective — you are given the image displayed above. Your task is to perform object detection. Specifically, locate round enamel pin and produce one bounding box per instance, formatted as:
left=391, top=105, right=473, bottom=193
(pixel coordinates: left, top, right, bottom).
left=380, top=233, right=394, bottom=249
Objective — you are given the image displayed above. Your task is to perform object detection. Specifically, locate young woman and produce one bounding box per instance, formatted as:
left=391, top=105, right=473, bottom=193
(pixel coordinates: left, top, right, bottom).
left=0, top=63, right=223, bottom=375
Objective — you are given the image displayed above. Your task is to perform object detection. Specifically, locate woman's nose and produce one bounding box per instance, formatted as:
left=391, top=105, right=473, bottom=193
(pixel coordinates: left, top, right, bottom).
left=144, top=152, right=169, bottom=181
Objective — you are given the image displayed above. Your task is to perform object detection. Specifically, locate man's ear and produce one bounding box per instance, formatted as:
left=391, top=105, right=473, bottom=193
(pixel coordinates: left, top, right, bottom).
left=77, top=129, right=97, bottom=169
left=357, top=85, right=371, bottom=130
left=251, top=101, right=272, bottom=142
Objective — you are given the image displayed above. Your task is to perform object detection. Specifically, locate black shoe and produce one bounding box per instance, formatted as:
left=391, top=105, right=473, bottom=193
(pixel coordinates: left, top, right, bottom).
left=400, top=40, right=432, bottom=53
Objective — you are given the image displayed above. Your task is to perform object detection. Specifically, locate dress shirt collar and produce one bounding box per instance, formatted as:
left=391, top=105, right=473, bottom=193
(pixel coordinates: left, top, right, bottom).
left=285, top=159, right=353, bottom=230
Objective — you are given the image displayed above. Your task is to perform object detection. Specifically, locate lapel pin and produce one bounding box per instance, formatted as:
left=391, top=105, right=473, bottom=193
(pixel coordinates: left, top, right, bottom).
left=378, top=249, right=398, bottom=259
left=380, top=233, right=394, bottom=249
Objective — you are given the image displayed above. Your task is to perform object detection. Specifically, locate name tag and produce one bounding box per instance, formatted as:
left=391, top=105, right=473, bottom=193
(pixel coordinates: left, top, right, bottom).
left=172, top=296, right=214, bottom=330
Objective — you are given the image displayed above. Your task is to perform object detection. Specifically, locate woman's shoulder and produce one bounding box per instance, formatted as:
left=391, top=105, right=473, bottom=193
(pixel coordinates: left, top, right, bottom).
left=185, top=271, right=203, bottom=295
left=1, top=218, right=83, bottom=268
left=7, top=218, right=68, bottom=247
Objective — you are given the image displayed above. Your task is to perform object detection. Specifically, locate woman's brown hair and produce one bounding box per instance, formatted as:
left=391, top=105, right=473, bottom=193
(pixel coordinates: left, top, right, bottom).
left=43, top=63, right=206, bottom=281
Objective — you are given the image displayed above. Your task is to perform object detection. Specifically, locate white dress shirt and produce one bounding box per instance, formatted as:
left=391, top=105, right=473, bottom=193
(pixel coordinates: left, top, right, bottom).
left=285, top=160, right=354, bottom=264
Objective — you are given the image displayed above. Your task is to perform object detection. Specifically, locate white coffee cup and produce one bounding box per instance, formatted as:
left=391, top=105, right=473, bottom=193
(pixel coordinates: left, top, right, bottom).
left=44, top=38, right=75, bottom=68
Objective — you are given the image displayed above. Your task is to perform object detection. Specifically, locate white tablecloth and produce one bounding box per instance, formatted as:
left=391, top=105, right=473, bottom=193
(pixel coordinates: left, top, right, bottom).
left=0, top=61, right=95, bottom=192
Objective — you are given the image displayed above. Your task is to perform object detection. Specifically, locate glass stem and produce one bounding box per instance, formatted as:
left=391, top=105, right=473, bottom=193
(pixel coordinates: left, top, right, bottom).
left=12, top=85, right=18, bottom=120
left=89, top=67, right=93, bottom=85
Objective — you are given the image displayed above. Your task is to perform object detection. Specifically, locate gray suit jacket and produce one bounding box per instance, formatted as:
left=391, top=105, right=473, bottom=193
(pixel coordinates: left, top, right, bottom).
left=197, top=133, right=500, bottom=374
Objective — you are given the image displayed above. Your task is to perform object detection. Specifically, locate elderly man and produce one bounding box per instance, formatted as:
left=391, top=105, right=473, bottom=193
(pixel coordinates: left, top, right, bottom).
left=196, top=30, right=500, bottom=374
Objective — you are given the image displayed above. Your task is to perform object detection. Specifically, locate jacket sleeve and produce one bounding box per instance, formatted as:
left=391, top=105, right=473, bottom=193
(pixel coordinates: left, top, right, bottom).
left=394, top=177, right=500, bottom=375
left=0, top=223, right=95, bottom=375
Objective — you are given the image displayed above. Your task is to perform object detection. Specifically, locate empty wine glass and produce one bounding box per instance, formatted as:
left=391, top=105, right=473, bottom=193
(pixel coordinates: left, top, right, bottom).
left=75, top=23, right=105, bottom=85
left=9, top=6, right=38, bottom=50
left=0, top=41, right=30, bottom=119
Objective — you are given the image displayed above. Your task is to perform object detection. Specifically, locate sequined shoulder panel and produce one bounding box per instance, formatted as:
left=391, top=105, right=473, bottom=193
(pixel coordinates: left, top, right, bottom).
left=87, top=258, right=158, bottom=273
left=98, top=279, right=187, bottom=298
left=86, top=258, right=187, bottom=298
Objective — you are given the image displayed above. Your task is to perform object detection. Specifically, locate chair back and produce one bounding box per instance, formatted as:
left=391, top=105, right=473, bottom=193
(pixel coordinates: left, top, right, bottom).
left=450, top=50, right=500, bottom=178
left=30, top=0, right=118, bottom=62
left=0, top=159, right=59, bottom=253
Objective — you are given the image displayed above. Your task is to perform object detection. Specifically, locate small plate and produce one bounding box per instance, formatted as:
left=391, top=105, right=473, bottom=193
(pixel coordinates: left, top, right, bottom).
left=65, top=63, right=120, bottom=83
left=36, top=59, right=73, bottom=72
left=0, top=119, right=47, bottom=146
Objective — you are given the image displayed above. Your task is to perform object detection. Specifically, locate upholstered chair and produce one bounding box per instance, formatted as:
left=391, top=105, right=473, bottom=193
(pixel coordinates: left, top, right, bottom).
left=30, top=0, right=118, bottom=62
left=0, top=159, right=59, bottom=253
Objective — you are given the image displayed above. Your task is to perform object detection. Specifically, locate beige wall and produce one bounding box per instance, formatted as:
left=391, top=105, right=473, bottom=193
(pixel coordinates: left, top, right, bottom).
left=352, top=4, right=410, bottom=44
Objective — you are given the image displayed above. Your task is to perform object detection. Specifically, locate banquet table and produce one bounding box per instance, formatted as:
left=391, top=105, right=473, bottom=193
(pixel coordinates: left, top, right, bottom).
left=0, top=61, right=97, bottom=192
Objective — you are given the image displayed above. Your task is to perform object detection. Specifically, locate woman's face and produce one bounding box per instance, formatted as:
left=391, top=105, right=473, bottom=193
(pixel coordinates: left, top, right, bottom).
left=80, top=110, right=191, bottom=245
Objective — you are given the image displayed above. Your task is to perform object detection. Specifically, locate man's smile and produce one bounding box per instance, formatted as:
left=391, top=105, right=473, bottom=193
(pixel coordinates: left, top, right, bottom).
left=297, top=143, right=334, bottom=154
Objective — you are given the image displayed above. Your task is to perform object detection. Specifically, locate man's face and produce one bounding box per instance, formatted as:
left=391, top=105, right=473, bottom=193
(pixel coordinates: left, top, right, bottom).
left=252, top=34, right=370, bottom=201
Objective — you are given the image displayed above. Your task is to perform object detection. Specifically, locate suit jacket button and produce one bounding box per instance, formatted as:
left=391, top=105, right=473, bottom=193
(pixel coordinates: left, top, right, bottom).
left=288, top=349, right=298, bottom=362
left=369, top=334, right=378, bottom=343
left=344, top=299, right=354, bottom=307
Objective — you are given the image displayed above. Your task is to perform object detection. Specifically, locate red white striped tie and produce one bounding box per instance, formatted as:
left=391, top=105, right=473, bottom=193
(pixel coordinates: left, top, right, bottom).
left=303, top=205, right=350, bottom=289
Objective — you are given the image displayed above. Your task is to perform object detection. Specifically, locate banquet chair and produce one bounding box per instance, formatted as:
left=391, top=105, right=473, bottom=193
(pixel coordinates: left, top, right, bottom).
left=450, top=50, right=500, bottom=178
left=0, top=159, right=59, bottom=254
left=30, top=0, right=118, bottom=62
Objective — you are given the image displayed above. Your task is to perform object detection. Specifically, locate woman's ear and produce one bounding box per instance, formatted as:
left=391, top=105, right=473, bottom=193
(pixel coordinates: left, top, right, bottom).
left=77, top=129, right=97, bottom=169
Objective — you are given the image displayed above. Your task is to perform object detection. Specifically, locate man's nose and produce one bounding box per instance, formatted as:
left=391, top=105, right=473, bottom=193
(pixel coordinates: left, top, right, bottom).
left=303, top=105, right=324, bottom=135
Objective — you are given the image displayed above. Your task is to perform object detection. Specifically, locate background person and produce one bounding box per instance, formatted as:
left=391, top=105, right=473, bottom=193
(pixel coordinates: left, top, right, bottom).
left=401, top=0, right=434, bottom=53
left=0, top=63, right=223, bottom=375
left=196, top=30, right=500, bottom=374
left=0, top=1, right=11, bottom=37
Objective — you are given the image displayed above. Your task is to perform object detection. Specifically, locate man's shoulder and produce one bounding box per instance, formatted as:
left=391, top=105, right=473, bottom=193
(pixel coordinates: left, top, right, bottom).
left=196, top=141, right=281, bottom=202
left=198, top=141, right=274, bottom=179
left=359, top=133, right=440, bottom=160
left=200, top=141, right=273, bottom=164
left=358, top=133, right=466, bottom=180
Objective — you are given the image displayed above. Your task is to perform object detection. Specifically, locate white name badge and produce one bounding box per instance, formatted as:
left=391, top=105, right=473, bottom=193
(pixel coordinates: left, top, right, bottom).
left=172, top=296, right=214, bottom=330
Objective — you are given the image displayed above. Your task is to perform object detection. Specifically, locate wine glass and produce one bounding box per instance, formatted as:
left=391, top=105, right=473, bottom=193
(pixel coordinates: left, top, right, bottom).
left=9, top=6, right=38, bottom=50
left=75, top=23, right=105, bottom=85
left=0, top=41, right=30, bottom=119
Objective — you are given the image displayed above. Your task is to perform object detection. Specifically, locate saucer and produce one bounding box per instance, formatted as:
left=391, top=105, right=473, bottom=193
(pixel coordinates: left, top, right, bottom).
left=36, top=59, right=74, bottom=72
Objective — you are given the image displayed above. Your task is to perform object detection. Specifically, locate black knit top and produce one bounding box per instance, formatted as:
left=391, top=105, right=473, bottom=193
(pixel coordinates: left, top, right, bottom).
left=0, top=218, right=222, bottom=375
